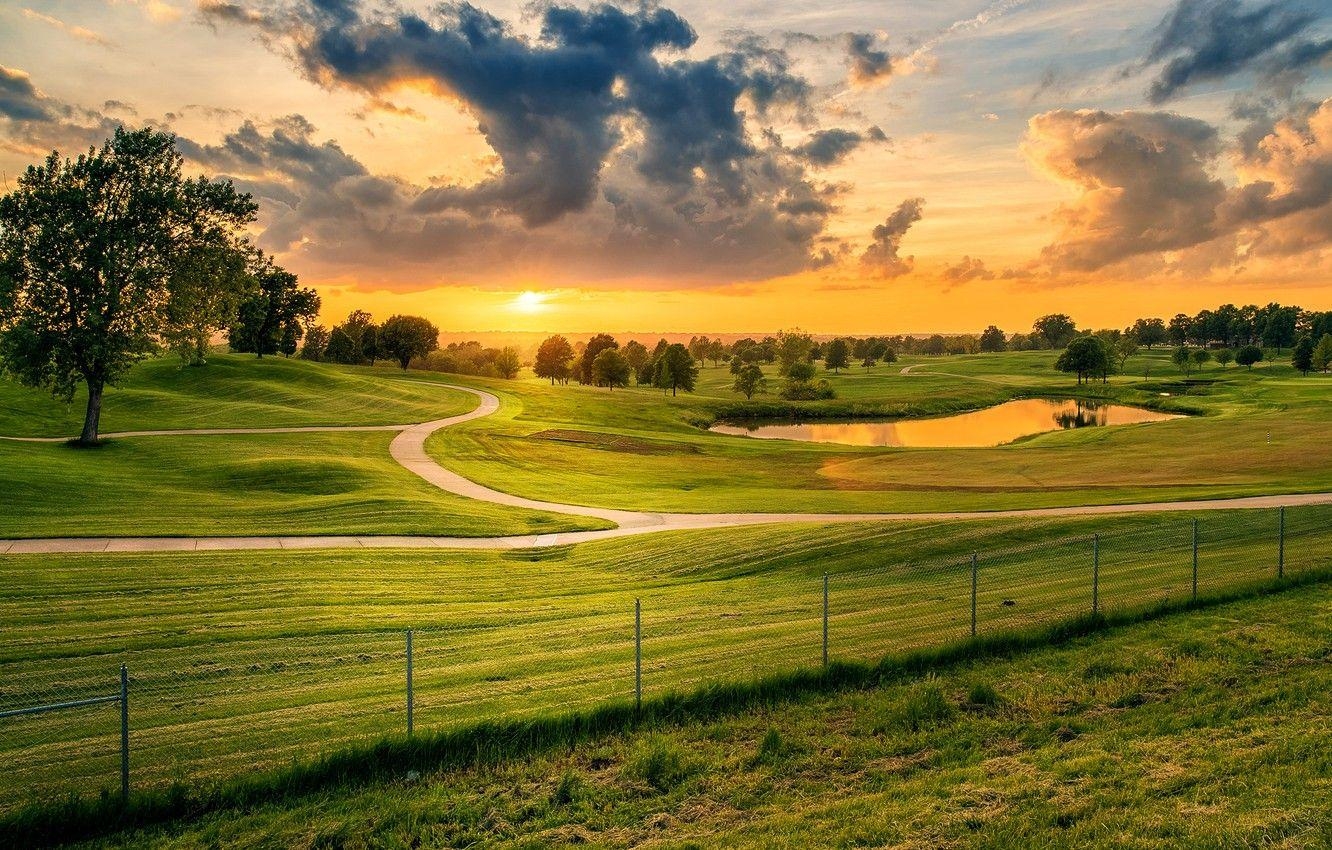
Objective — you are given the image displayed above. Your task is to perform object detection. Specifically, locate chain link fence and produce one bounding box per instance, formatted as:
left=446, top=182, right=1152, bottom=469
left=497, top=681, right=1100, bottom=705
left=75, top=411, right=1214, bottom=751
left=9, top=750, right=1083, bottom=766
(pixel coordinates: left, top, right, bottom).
left=1, top=505, right=1329, bottom=816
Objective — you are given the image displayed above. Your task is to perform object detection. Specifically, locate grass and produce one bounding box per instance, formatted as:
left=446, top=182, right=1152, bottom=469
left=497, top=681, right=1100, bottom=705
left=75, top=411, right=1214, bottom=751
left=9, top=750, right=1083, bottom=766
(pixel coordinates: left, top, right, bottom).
left=0, top=505, right=1326, bottom=827
left=19, top=563, right=1332, bottom=847
left=427, top=350, right=1332, bottom=513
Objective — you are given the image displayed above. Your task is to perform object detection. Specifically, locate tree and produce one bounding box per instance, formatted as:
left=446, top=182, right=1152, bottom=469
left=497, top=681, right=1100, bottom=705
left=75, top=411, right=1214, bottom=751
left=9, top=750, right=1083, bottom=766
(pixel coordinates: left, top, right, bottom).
left=1055, top=335, right=1112, bottom=385
left=0, top=127, right=257, bottom=444
left=227, top=252, right=319, bottom=358
left=327, top=310, right=375, bottom=365
left=1261, top=304, right=1299, bottom=353
left=323, top=327, right=358, bottom=364
left=299, top=324, right=329, bottom=361
left=623, top=340, right=650, bottom=383
left=378, top=314, right=439, bottom=370
left=652, top=343, right=698, bottom=396
left=978, top=325, right=1007, bottom=353
left=360, top=321, right=380, bottom=366
left=880, top=347, right=898, bottom=365
left=162, top=241, right=254, bottom=366
left=1033, top=314, right=1078, bottom=349
left=775, top=329, right=814, bottom=376
left=1172, top=346, right=1194, bottom=375
left=1114, top=336, right=1138, bottom=371
left=1214, top=348, right=1233, bottom=368
left=705, top=338, right=728, bottom=366
left=1314, top=334, right=1332, bottom=373
left=534, top=334, right=574, bottom=384
left=1192, top=348, right=1210, bottom=371
left=824, top=338, right=850, bottom=373
left=1167, top=314, right=1193, bottom=347
left=732, top=363, right=767, bottom=399
left=1130, top=317, right=1167, bottom=349
left=1292, top=335, right=1315, bottom=375
left=494, top=346, right=522, bottom=379
left=591, top=348, right=630, bottom=389
left=1236, top=344, right=1263, bottom=370
left=578, top=333, right=618, bottom=384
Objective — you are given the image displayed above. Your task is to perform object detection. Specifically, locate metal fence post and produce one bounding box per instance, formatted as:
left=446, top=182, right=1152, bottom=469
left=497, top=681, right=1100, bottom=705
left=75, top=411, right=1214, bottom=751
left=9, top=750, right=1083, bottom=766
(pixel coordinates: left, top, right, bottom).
left=821, top=573, right=829, bottom=668
left=119, top=664, right=129, bottom=804
left=406, top=628, right=414, bottom=738
left=1092, top=534, right=1100, bottom=617
left=1278, top=506, right=1285, bottom=579
left=634, top=599, right=642, bottom=712
left=970, top=553, right=978, bottom=638
left=1191, top=519, right=1199, bottom=601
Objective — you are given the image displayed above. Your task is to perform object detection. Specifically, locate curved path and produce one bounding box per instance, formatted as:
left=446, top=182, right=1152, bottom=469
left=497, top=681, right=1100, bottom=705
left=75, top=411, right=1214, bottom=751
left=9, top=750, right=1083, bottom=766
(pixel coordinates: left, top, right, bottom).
left=5, top=383, right=1332, bottom=554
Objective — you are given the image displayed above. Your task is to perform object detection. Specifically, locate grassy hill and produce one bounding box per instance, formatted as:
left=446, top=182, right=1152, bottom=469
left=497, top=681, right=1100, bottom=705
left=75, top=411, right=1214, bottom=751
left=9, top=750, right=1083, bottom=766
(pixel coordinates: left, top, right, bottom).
left=60, top=573, right=1332, bottom=848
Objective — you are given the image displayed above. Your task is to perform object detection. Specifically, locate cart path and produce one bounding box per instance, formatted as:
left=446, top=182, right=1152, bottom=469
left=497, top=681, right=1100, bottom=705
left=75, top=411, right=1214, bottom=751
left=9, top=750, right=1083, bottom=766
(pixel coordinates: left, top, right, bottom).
left=5, top=383, right=1332, bottom=553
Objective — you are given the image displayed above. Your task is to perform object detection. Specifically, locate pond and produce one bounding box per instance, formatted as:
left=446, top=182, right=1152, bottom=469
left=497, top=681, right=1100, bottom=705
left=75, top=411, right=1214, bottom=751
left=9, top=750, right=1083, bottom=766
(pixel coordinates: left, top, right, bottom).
left=708, top=399, right=1181, bottom=448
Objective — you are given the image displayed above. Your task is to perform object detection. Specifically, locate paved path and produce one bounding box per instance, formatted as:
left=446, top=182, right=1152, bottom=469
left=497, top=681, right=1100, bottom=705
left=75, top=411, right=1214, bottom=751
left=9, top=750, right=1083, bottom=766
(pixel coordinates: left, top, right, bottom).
left=6, top=384, right=1332, bottom=554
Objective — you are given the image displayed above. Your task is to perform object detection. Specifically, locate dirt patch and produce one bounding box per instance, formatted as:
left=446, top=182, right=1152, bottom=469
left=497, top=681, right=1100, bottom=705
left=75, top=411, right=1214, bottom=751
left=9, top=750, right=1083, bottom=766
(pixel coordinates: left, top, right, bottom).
left=527, top=429, right=701, bottom=455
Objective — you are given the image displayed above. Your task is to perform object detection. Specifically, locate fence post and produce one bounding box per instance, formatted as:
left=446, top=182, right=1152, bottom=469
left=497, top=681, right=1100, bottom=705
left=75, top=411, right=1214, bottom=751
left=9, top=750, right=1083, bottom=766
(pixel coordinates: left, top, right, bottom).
left=1278, top=506, right=1285, bottom=579
left=1192, top=519, right=1199, bottom=602
left=1092, top=534, right=1100, bottom=617
left=634, top=599, right=642, bottom=713
left=821, top=573, right=829, bottom=668
left=970, top=553, right=978, bottom=638
left=119, top=664, right=129, bottom=804
left=406, top=628, right=414, bottom=738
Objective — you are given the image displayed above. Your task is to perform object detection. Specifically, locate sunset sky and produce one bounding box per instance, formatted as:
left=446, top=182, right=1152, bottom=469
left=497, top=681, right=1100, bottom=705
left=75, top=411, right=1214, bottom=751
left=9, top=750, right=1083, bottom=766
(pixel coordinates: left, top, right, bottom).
left=1, top=0, right=1330, bottom=333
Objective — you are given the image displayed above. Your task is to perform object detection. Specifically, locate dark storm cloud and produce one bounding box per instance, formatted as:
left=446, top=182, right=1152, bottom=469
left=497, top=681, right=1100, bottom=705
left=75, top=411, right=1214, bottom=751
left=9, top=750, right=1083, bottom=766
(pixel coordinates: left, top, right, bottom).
left=0, top=67, right=56, bottom=123
left=1144, top=0, right=1332, bottom=103
left=861, top=197, right=924, bottom=278
left=793, top=126, right=887, bottom=166
left=843, top=32, right=892, bottom=86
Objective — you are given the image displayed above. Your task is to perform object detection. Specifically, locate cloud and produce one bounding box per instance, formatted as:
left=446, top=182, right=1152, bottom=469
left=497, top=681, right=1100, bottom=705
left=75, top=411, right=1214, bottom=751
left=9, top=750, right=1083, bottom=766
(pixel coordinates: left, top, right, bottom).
left=843, top=32, right=893, bottom=86
left=942, top=255, right=996, bottom=284
left=1143, top=0, right=1332, bottom=103
left=0, top=66, right=54, bottom=123
left=21, top=9, right=114, bottom=47
left=792, top=126, right=887, bottom=166
left=1022, top=109, right=1226, bottom=271
left=110, top=0, right=182, bottom=24
left=861, top=197, right=924, bottom=278
left=899, top=0, right=1035, bottom=74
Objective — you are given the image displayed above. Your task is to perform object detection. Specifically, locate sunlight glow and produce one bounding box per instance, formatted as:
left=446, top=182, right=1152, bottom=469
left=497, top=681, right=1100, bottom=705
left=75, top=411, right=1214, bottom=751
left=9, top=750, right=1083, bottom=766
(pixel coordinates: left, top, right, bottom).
left=511, top=290, right=549, bottom=314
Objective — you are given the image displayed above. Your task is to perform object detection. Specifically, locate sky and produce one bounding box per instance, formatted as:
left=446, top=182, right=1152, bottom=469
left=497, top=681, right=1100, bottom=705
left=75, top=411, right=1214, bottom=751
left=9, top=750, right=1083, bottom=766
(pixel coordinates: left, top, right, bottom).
left=1, top=0, right=1331, bottom=334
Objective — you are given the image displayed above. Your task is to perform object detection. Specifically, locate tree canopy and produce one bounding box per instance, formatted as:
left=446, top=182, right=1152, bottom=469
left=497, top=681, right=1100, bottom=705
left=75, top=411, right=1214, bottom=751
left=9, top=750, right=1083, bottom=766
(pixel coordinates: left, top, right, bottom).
left=1055, top=335, right=1112, bottom=384
left=378, top=314, right=439, bottom=370
left=534, top=335, right=574, bottom=384
left=652, top=343, right=698, bottom=396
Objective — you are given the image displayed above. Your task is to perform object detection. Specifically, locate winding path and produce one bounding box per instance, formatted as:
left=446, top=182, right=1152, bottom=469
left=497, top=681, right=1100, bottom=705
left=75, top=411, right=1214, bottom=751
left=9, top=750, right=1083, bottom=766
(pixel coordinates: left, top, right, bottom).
left=5, top=383, right=1331, bottom=554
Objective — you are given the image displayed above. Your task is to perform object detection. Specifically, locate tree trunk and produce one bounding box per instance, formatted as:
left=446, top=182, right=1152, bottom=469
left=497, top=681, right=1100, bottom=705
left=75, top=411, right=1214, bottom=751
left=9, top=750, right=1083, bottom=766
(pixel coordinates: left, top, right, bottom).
left=79, top=379, right=104, bottom=445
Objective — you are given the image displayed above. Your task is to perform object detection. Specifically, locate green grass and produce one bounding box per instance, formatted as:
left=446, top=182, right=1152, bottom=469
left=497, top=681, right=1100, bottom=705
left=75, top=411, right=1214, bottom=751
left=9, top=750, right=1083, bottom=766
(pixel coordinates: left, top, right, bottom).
left=427, top=350, right=1332, bottom=513
left=27, top=562, right=1332, bottom=848
left=1, top=505, right=1326, bottom=826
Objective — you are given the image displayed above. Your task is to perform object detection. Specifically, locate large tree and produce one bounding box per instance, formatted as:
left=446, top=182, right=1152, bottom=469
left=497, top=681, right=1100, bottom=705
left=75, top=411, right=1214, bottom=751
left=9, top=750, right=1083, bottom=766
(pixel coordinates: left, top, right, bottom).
left=732, top=363, right=767, bottom=399
left=577, top=333, right=618, bottom=384
left=1033, top=314, right=1078, bottom=349
left=0, top=128, right=257, bottom=444
left=978, top=325, right=1007, bottom=353
left=378, top=314, right=439, bottom=370
left=824, top=338, right=850, bottom=373
left=1292, top=335, right=1315, bottom=375
left=652, top=343, right=699, bottom=396
left=534, top=334, right=574, bottom=384
left=1129, top=317, right=1167, bottom=349
left=591, top=348, right=631, bottom=389
left=227, top=252, right=319, bottom=358
left=1055, top=335, right=1112, bottom=385
left=162, top=241, right=255, bottom=366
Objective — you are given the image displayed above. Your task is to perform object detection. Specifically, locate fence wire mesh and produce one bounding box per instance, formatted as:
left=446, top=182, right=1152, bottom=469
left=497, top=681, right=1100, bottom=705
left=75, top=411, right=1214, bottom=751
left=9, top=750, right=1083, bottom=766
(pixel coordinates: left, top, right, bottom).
left=1, top=505, right=1329, bottom=815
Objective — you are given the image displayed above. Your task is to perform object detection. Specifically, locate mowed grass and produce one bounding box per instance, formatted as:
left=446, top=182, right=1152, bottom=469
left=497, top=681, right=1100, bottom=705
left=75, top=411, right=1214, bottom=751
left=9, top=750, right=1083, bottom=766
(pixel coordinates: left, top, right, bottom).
left=87, top=579, right=1332, bottom=849
left=428, top=350, right=1332, bottom=513
left=0, top=431, right=608, bottom=538
left=0, top=352, right=472, bottom=437
left=1, top=506, right=1326, bottom=816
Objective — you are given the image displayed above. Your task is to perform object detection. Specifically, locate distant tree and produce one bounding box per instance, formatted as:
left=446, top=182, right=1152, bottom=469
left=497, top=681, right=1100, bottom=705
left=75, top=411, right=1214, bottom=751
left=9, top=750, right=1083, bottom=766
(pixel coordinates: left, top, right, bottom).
left=1167, top=314, right=1193, bottom=347
left=1292, top=335, right=1315, bottom=375
left=705, top=338, right=727, bottom=366
left=1261, top=304, right=1299, bottom=353
left=732, top=363, right=768, bottom=399
left=1114, top=336, right=1138, bottom=371
left=494, top=346, right=522, bottom=379
left=652, top=343, right=698, bottom=396
left=775, top=329, right=814, bottom=376
left=1214, top=348, right=1233, bottom=368
left=687, top=335, right=711, bottom=364
left=978, top=325, right=1007, bottom=353
left=786, top=361, right=816, bottom=382
left=1314, top=334, right=1332, bottom=373
left=880, top=347, right=898, bottom=365
left=0, top=127, right=257, bottom=444
left=578, top=333, right=618, bottom=384
left=228, top=253, right=319, bottom=358
left=299, top=324, right=330, bottom=361
left=1033, top=314, right=1078, bottom=349
left=1236, top=344, right=1263, bottom=370
left=623, top=340, right=650, bottom=383
left=378, top=314, right=439, bottom=370
left=163, top=241, right=254, bottom=366
left=922, top=334, right=947, bottom=355
left=324, top=327, right=358, bottom=364
left=591, top=347, right=631, bottom=389
left=1130, top=317, right=1168, bottom=349
left=1192, top=348, right=1211, bottom=371
left=1055, top=335, right=1112, bottom=385
left=534, top=334, right=574, bottom=384
left=1172, top=346, right=1194, bottom=375
left=360, top=322, right=380, bottom=366
left=327, top=310, right=375, bottom=365
left=824, top=338, right=851, bottom=373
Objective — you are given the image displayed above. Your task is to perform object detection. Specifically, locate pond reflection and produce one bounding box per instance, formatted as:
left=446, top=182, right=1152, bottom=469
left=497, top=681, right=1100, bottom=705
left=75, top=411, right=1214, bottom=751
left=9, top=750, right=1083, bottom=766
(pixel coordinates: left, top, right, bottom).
left=709, top=399, right=1181, bottom=448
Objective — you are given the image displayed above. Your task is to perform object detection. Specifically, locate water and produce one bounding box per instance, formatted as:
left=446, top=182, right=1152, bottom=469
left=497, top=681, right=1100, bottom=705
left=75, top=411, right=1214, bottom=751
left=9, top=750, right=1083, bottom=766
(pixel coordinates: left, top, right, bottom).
left=708, top=399, right=1181, bottom=448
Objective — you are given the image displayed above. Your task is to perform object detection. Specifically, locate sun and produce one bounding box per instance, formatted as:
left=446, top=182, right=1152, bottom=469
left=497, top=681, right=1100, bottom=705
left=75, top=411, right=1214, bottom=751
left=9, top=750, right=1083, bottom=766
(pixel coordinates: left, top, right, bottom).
left=512, top=290, right=548, bottom=313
